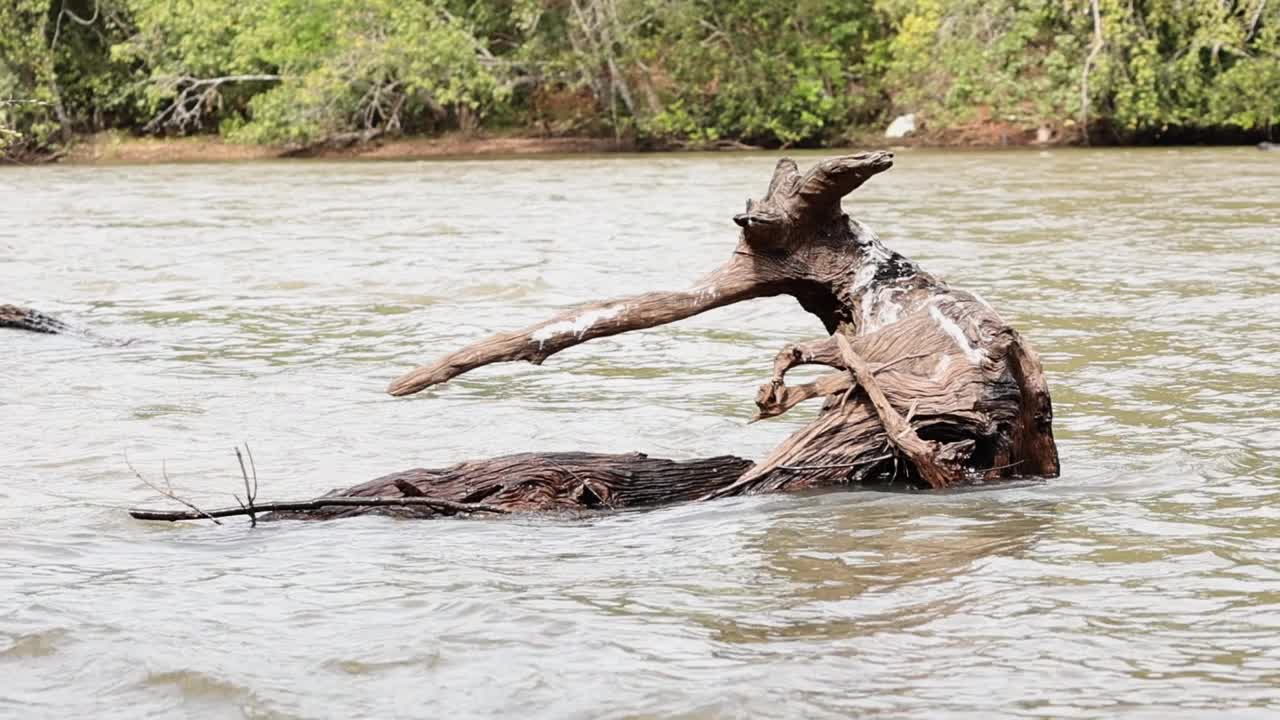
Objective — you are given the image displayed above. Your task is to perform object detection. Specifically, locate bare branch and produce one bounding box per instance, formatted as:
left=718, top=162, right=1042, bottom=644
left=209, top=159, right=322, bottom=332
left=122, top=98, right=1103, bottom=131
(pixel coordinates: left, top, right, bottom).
left=768, top=336, right=844, bottom=381
left=387, top=257, right=778, bottom=396
left=235, top=445, right=258, bottom=527
left=125, top=452, right=223, bottom=525
left=143, top=75, right=282, bottom=134
left=794, top=152, right=896, bottom=211
left=735, top=152, right=894, bottom=249
left=128, top=444, right=510, bottom=523
left=129, top=496, right=509, bottom=522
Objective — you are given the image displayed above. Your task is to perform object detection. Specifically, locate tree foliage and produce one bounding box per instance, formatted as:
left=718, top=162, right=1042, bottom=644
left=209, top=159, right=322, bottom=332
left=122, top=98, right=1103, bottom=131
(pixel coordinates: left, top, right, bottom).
left=1, top=0, right=1276, bottom=157
left=880, top=0, right=1280, bottom=140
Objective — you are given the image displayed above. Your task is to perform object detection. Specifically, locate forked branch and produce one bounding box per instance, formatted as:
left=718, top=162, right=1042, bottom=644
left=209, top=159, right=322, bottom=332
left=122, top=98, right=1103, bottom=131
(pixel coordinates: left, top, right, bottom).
left=126, top=452, right=223, bottom=525
left=144, top=75, right=282, bottom=134
left=733, top=151, right=894, bottom=250
left=796, top=152, right=896, bottom=212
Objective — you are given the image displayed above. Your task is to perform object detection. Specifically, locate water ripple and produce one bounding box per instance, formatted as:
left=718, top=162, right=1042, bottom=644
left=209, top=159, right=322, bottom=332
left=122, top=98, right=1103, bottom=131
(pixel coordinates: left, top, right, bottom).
left=2, top=149, right=1278, bottom=718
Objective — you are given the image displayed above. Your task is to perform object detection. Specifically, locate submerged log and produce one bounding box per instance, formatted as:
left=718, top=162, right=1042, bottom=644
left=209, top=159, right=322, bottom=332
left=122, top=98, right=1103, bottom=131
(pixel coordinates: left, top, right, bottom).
left=131, top=151, right=1060, bottom=523
left=266, top=453, right=755, bottom=520
left=3, top=304, right=129, bottom=345
left=1, top=304, right=70, bottom=334
left=129, top=452, right=754, bottom=522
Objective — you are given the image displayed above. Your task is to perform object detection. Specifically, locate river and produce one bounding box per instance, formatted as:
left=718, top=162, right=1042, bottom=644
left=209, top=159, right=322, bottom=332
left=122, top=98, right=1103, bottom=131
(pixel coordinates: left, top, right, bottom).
left=2, top=148, right=1278, bottom=718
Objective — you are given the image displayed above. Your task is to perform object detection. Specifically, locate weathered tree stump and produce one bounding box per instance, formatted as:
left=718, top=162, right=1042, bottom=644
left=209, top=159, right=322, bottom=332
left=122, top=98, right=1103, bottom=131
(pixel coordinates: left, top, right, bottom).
left=305, top=151, right=1058, bottom=519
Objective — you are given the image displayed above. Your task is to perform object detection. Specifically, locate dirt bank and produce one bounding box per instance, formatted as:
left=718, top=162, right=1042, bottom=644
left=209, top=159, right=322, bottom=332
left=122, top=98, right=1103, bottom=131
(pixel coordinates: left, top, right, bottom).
left=54, top=132, right=633, bottom=165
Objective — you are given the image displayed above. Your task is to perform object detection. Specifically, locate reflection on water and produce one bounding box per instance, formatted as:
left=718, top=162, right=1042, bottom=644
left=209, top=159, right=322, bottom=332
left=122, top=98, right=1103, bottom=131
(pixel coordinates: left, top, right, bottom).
left=1, top=149, right=1278, bottom=718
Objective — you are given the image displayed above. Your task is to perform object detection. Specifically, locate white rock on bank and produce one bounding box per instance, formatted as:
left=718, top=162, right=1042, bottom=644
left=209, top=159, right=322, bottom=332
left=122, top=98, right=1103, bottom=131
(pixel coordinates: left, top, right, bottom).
left=884, top=113, right=916, bottom=139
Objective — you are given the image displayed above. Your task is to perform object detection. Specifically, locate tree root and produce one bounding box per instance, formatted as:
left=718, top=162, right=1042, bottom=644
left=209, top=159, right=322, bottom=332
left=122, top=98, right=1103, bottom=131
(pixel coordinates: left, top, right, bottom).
left=832, top=334, right=970, bottom=489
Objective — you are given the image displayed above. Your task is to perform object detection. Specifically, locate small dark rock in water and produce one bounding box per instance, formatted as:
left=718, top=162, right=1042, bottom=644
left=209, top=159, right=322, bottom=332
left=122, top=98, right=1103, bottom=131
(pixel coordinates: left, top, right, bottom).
left=1259, top=142, right=1278, bottom=151
left=0, top=304, right=71, bottom=334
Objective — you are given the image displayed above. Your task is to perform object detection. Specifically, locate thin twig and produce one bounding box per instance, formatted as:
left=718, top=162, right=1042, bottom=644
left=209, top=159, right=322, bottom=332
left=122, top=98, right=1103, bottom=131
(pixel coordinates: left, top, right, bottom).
left=246, top=444, right=258, bottom=499
left=979, top=459, right=1025, bottom=476
left=234, top=445, right=258, bottom=527
left=129, top=496, right=509, bottom=522
left=125, top=451, right=223, bottom=525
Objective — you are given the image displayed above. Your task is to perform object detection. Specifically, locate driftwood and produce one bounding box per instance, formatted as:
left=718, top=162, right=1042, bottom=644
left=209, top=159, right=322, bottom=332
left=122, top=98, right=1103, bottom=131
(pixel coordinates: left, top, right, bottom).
left=341, top=152, right=1058, bottom=517
left=128, top=452, right=753, bottom=521
left=123, top=151, right=1059, bottom=524
left=1, top=304, right=70, bottom=334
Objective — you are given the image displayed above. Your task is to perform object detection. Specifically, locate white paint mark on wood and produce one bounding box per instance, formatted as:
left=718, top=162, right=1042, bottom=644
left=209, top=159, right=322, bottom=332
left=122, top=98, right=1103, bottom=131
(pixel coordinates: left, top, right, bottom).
left=859, top=287, right=909, bottom=333
left=861, top=288, right=877, bottom=330
left=531, top=305, right=626, bottom=348
left=874, top=289, right=904, bottom=329
left=929, top=301, right=985, bottom=365
left=852, top=263, right=879, bottom=293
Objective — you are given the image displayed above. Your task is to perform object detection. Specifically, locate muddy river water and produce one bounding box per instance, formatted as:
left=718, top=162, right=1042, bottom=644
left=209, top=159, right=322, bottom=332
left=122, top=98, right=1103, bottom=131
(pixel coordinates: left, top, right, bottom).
left=2, top=148, right=1278, bottom=718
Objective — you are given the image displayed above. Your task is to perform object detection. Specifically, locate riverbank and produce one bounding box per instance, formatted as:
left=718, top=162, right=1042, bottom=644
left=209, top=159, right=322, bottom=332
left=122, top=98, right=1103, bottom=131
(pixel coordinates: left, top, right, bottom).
left=50, top=131, right=634, bottom=165
left=41, top=118, right=1083, bottom=166
left=8, top=124, right=1271, bottom=166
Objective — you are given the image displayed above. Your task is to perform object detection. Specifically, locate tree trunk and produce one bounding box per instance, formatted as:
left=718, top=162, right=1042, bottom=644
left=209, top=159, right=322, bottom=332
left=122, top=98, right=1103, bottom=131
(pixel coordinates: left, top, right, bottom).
left=322, top=152, right=1059, bottom=519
